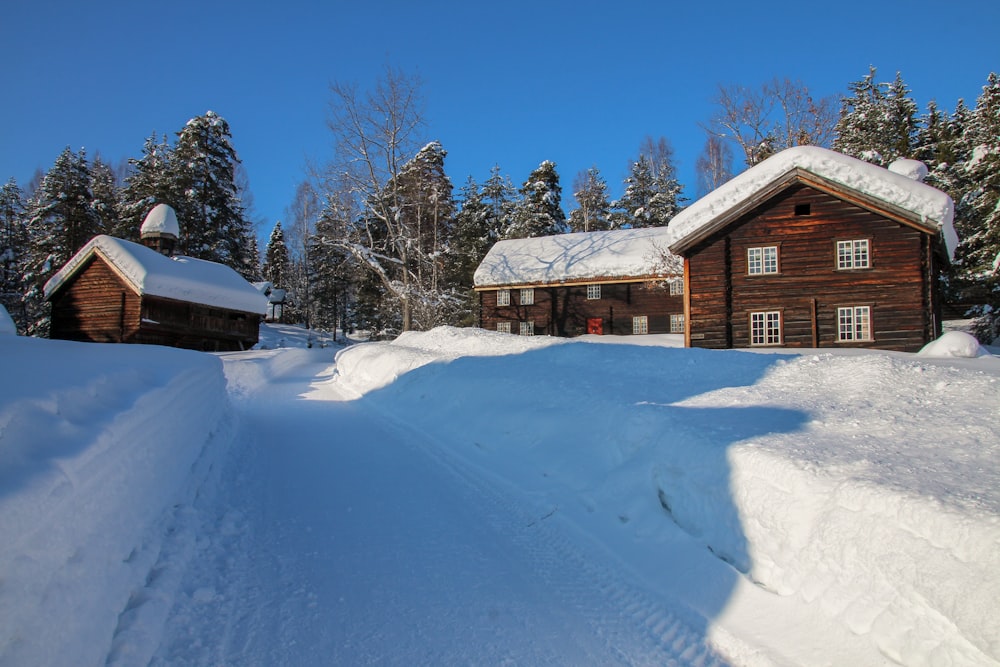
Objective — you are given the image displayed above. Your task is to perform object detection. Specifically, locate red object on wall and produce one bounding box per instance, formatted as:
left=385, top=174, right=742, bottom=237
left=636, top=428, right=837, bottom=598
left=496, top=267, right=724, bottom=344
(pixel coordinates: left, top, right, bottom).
left=587, top=318, right=603, bottom=335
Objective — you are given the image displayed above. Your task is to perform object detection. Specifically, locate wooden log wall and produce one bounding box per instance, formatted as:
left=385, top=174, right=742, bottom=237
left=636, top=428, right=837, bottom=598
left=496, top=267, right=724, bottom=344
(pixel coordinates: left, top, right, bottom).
left=686, top=184, right=937, bottom=352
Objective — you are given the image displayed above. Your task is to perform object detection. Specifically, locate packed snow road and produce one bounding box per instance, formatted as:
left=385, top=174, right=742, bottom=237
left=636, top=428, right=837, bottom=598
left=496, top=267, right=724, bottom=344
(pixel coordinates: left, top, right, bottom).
left=151, top=351, right=727, bottom=666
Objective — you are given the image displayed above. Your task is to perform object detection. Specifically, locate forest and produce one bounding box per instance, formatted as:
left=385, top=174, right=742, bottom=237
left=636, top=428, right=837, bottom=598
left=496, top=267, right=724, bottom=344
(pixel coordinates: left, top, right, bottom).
left=1, top=67, right=997, bottom=342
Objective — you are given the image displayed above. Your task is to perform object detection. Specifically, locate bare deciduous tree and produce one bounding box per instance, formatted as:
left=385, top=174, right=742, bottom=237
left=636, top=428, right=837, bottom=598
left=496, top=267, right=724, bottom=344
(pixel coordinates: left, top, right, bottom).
left=324, top=65, right=428, bottom=332
left=695, top=134, right=734, bottom=197
left=706, top=78, right=838, bottom=168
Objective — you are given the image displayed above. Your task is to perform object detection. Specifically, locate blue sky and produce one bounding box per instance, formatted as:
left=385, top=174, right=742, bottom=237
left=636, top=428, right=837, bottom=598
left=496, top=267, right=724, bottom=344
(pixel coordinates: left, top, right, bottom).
left=3, top=0, right=997, bottom=242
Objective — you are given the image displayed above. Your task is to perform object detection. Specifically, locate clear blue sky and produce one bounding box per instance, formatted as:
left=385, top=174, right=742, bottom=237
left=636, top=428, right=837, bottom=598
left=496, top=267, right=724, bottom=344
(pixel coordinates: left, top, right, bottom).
left=3, top=0, right=997, bottom=242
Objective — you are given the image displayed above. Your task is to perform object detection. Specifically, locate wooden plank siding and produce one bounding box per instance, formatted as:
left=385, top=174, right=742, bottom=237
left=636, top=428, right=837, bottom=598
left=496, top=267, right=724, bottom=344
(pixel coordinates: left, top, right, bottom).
left=49, top=257, right=143, bottom=343
left=49, top=255, right=261, bottom=351
left=479, top=281, right=684, bottom=337
left=685, top=184, right=942, bottom=352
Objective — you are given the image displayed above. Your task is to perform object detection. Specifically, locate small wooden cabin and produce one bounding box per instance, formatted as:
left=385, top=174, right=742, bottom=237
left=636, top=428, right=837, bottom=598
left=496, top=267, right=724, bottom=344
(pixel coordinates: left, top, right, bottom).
left=474, top=227, right=684, bottom=336
left=44, top=233, right=267, bottom=352
left=666, top=147, right=957, bottom=352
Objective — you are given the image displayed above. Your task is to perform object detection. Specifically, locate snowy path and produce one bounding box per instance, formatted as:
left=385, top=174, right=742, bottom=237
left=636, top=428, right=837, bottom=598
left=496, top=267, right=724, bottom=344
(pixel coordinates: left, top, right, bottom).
left=152, top=355, right=728, bottom=666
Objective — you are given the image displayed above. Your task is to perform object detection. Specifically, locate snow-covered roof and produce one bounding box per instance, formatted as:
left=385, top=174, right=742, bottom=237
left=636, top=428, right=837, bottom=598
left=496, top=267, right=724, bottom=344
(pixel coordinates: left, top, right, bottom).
left=44, top=235, right=268, bottom=314
left=474, top=227, right=682, bottom=288
left=666, top=146, right=957, bottom=260
left=139, top=203, right=180, bottom=238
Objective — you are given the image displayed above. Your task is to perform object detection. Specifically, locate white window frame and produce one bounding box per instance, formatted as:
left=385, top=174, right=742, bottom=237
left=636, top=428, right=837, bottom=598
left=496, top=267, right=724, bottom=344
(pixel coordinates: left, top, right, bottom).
left=519, top=320, right=534, bottom=336
left=496, top=321, right=511, bottom=334
left=669, top=279, right=684, bottom=296
left=496, top=289, right=510, bottom=306
left=670, top=313, right=685, bottom=333
left=520, top=288, right=534, bottom=305
left=836, top=239, right=870, bottom=270
left=838, top=306, right=872, bottom=342
left=750, top=311, right=782, bottom=346
left=632, top=315, right=649, bottom=335
left=747, top=246, right=779, bottom=275
left=587, top=284, right=601, bottom=300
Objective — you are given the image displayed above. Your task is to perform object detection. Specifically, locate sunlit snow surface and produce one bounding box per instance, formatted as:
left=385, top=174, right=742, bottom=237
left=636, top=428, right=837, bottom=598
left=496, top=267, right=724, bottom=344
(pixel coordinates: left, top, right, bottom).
left=1, top=324, right=998, bottom=666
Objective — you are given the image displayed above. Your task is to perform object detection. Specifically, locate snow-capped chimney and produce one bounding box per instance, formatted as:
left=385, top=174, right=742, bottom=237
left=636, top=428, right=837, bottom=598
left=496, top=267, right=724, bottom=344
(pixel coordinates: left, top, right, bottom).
left=140, top=203, right=180, bottom=256
left=888, top=158, right=929, bottom=182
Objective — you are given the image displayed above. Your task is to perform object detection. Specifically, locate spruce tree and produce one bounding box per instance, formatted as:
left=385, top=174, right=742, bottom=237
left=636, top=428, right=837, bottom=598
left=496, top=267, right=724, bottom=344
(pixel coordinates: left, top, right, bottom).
left=507, top=161, right=566, bottom=239
left=262, top=221, right=291, bottom=288
left=0, top=179, right=27, bottom=331
left=834, top=67, right=918, bottom=166
left=22, top=147, right=102, bottom=335
left=120, top=133, right=173, bottom=239
left=169, top=111, right=257, bottom=277
left=481, top=165, right=517, bottom=241
left=957, top=73, right=1000, bottom=342
left=90, top=156, right=124, bottom=239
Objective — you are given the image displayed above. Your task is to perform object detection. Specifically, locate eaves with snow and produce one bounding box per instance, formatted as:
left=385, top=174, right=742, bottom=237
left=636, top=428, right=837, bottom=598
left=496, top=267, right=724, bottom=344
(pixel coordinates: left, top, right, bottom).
left=474, top=226, right=683, bottom=289
left=665, top=146, right=957, bottom=259
left=44, top=235, right=268, bottom=315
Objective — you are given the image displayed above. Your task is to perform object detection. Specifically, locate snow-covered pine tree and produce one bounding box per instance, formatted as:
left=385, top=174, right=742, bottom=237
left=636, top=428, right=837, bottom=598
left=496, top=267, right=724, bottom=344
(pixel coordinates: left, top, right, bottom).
left=611, top=152, right=680, bottom=229
left=89, top=156, right=124, bottom=240
left=22, top=147, right=102, bottom=336
left=833, top=67, right=918, bottom=166
left=262, top=221, right=291, bottom=288
left=507, top=161, right=567, bottom=239
left=568, top=167, right=611, bottom=233
left=307, top=196, right=357, bottom=334
left=481, top=165, right=517, bottom=241
left=169, top=112, right=257, bottom=277
left=0, top=179, right=27, bottom=332
left=956, top=73, right=1000, bottom=343
left=119, top=133, right=173, bottom=239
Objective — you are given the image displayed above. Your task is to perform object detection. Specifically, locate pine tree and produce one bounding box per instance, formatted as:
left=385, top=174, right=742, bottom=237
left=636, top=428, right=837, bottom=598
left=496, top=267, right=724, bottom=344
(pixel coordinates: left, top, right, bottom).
left=0, top=179, right=27, bottom=332
left=507, top=161, right=566, bottom=239
left=308, top=198, right=359, bottom=334
left=262, top=221, right=291, bottom=288
left=611, top=154, right=680, bottom=228
left=90, top=156, right=124, bottom=239
left=568, top=167, right=611, bottom=232
left=120, top=133, right=173, bottom=239
left=170, top=111, right=257, bottom=277
left=957, top=73, right=1000, bottom=342
left=481, top=165, right=517, bottom=241
left=22, top=147, right=102, bottom=335
left=833, top=67, right=918, bottom=166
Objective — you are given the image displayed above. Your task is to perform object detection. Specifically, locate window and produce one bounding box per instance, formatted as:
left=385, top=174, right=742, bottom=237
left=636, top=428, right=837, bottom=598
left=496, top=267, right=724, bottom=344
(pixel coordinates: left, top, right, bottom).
left=670, top=314, right=685, bottom=333
left=520, top=288, right=534, bottom=305
left=519, top=321, right=534, bottom=336
left=837, top=239, right=870, bottom=270
left=496, top=289, right=510, bottom=306
left=747, top=246, right=779, bottom=275
left=496, top=321, right=511, bottom=334
left=838, top=306, right=872, bottom=342
left=750, top=311, right=782, bottom=346
left=669, top=280, right=684, bottom=296
left=794, top=203, right=811, bottom=216
left=587, top=284, right=601, bottom=300
left=632, top=315, right=649, bottom=335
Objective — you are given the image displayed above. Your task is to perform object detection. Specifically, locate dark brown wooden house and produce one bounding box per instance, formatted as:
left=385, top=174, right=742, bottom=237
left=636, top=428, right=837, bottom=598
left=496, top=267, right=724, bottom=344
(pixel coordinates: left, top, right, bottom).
left=474, top=227, right=684, bottom=337
left=666, top=147, right=957, bottom=352
left=44, top=230, right=267, bottom=352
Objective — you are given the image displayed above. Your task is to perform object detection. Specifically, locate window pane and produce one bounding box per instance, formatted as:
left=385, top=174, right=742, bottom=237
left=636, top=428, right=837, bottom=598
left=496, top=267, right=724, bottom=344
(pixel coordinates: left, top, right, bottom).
left=520, top=288, right=534, bottom=305
left=587, top=284, right=601, bottom=300
left=497, top=289, right=510, bottom=306
left=632, top=316, right=648, bottom=334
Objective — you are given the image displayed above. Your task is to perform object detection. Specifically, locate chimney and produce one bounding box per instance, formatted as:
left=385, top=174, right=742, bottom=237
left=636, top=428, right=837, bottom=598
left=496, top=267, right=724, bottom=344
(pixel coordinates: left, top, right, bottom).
left=139, top=203, right=180, bottom=256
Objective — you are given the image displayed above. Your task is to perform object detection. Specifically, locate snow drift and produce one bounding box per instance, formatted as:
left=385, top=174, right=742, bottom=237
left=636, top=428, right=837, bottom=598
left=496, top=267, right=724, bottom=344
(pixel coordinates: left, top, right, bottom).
left=334, top=327, right=1000, bottom=665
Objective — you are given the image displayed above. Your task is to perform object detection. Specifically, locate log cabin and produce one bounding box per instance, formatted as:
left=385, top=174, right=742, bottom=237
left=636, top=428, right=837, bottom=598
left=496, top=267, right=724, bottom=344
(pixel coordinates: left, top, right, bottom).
left=44, top=205, right=267, bottom=351
left=474, top=227, right=684, bottom=337
left=665, top=146, right=957, bottom=352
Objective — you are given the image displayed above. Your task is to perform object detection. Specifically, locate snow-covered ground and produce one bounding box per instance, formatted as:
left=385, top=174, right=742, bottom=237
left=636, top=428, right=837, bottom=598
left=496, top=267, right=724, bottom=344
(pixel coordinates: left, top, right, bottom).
left=1, top=323, right=998, bottom=665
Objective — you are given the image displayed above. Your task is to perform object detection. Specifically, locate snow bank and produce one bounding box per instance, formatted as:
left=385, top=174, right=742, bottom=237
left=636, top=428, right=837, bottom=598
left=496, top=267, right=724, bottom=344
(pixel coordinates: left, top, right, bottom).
left=0, top=337, right=233, bottom=667
left=334, top=327, right=1000, bottom=665
left=0, top=305, right=15, bottom=335
left=334, top=325, right=560, bottom=394
left=918, top=330, right=987, bottom=358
